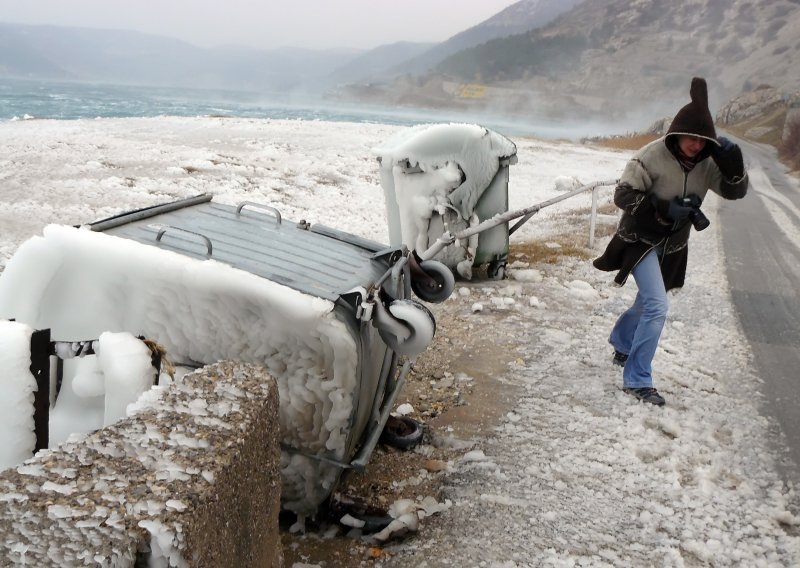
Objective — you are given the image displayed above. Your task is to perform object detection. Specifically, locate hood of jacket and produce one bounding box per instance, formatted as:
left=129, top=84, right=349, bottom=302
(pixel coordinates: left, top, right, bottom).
left=666, top=77, right=720, bottom=151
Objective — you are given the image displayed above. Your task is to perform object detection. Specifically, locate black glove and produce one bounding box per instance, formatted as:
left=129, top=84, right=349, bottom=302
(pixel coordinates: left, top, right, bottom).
left=710, top=136, right=745, bottom=179
left=711, top=136, right=735, bottom=156
left=651, top=194, right=693, bottom=223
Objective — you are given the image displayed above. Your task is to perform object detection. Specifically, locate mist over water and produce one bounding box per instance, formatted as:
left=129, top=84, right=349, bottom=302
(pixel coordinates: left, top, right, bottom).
left=0, top=77, right=637, bottom=140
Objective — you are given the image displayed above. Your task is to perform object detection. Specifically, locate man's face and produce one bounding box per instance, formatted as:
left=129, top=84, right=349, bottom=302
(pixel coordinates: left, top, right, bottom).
left=678, top=135, right=707, bottom=158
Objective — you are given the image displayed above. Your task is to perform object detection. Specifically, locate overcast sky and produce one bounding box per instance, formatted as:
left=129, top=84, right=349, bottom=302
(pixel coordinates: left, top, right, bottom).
left=0, top=0, right=519, bottom=51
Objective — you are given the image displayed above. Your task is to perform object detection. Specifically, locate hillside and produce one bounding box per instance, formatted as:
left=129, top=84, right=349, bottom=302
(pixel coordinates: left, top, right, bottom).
left=327, top=42, right=434, bottom=85
left=391, top=0, right=585, bottom=75
left=3, top=1, right=799, bottom=142
left=340, top=0, right=800, bottom=128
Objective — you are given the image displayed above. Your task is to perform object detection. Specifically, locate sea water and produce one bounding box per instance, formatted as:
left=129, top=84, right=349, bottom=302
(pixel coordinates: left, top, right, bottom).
left=0, top=77, right=496, bottom=127
left=0, top=77, right=592, bottom=139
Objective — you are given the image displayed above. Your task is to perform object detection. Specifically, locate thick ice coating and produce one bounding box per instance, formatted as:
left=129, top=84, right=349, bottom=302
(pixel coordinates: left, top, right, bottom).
left=374, top=123, right=516, bottom=275
left=0, top=320, right=37, bottom=470
left=0, top=225, right=359, bottom=514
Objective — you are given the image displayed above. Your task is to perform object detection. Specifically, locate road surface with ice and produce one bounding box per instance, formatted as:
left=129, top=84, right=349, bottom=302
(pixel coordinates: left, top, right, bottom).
left=721, top=137, right=800, bottom=485
left=378, top=197, right=800, bottom=566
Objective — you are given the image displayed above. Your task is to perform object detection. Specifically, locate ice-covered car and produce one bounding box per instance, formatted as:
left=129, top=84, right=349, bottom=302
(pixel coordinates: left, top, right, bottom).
left=0, top=194, right=453, bottom=516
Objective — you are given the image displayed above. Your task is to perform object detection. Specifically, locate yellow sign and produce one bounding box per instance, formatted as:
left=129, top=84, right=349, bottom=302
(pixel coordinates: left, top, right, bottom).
left=457, top=84, right=486, bottom=99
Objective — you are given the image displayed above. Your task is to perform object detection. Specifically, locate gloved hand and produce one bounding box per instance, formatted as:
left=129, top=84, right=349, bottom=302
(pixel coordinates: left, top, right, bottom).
left=710, top=136, right=745, bottom=178
left=651, top=194, right=693, bottom=223
left=711, top=136, right=735, bottom=156
left=684, top=193, right=702, bottom=208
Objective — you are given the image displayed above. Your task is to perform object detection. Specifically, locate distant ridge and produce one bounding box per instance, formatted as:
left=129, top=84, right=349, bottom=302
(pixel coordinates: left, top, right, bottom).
left=390, top=0, right=585, bottom=75
left=327, top=41, right=435, bottom=85
left=0, top=22, right=359, bottom=93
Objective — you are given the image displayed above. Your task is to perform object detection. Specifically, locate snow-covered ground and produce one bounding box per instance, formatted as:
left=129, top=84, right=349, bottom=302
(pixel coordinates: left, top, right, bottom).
left=1, top=117, right=798, bottom=565
left=380, top=201, right=800, bottom=566
left=0, top=116, right=624, bottom=271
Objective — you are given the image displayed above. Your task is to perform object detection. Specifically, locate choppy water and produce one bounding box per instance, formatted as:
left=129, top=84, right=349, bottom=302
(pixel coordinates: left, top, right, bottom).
left=0, top=77, right=499, bottom=127
left=0, top=77, right=610, bottom=139
left=0, top=77, right=428, bottom=122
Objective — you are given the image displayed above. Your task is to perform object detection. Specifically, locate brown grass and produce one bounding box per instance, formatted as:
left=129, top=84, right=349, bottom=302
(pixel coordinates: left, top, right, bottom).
left=510, top=238, right=592, bottom=264
left=590, top=133, right=659, bottom=151
left=509, top=203, right=618, bottom=264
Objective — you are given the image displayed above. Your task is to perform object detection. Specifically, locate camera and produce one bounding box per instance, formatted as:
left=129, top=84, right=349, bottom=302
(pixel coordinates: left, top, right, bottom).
left=680, top=197, right=710, bottom=231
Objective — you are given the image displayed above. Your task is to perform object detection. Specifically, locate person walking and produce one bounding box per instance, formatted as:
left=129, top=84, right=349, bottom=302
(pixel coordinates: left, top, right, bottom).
left=593, top=77, right=749, bottom=406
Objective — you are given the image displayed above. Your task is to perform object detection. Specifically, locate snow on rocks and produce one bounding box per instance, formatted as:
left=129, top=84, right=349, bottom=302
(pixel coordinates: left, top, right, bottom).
left=509, top=268, right=543, bottom=283
left=564, top=279, right=600, bottom=301
left=395, top=403, right=415, bottom=416
left=553, top=175, right=583, bottom=192
left=0, top=361, right=282, bottom=567
left=370, top=497, right=452, bottom=543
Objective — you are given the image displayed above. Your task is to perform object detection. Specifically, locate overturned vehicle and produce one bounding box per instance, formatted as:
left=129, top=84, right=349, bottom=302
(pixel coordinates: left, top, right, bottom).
left=0, top=194, right=455, bottom=517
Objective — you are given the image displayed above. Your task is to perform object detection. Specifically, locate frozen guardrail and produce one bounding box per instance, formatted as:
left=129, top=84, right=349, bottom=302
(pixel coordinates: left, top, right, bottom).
left=585, top=179, right=621, bottom=248
left=417, top=179, right=620, bottom=262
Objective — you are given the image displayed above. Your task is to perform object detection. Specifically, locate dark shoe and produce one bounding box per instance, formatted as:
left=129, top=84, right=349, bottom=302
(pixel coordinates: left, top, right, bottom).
left=612, top=350, right=628, bottom=367
left=623, top=387, right=665, bottom=406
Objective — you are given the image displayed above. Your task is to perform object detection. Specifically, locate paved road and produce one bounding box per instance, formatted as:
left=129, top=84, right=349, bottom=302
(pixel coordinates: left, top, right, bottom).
left=719, top=137, right=800, bottom=485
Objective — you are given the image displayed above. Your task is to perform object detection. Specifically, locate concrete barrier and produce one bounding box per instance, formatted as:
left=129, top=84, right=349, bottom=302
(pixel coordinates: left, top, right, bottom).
left=0, top=361, right=282, bottom=567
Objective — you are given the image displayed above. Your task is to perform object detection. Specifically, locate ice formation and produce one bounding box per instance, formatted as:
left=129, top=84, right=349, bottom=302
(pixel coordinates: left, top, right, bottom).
left=0, top=224, right=360, bottom=514
left=46, top=332, right=157, bottom=446
left=374, top=123, right=516, bottom=277
left=0, top=320, right=37, bottom=470
left=98, top=332, right=158, bottom=426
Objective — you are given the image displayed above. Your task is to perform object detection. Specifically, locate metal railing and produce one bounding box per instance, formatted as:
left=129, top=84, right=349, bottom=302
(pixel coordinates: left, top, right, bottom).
left=419, top=179, right=619, bottom=261
left=587, top=180, right=620, bottom=247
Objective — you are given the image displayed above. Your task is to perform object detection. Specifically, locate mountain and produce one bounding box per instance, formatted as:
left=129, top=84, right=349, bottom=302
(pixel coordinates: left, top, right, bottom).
left=0, top=22, right=360, bottom=93
left=433, top=0, right=800, bottom=119
left=393, top=0, right=586, bottom=75
left=327, top=41, right=435, bottom=85
left=333, top=0, right=800, bottom=127
left=0, top=1, right=589, bottom=98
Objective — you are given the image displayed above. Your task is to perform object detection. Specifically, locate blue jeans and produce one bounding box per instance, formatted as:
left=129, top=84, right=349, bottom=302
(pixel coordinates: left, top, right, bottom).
left=609, top=248, right=668, bottom=388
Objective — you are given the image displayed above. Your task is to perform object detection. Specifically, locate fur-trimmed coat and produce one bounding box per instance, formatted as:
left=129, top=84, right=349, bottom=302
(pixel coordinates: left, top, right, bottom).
left=593, top=135, right=748, bottom=290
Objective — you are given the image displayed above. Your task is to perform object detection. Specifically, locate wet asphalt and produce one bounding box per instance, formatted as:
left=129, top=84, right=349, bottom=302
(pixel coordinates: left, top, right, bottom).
left=719, top=136, right=800, bottom=487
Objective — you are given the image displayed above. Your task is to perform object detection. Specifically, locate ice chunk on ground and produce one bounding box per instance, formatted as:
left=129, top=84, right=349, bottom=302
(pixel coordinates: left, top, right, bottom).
left=510, top=269, right=543, bottom=283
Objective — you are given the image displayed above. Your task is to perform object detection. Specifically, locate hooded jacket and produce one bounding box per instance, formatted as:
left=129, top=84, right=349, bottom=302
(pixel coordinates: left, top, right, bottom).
left=593, top=78, right=749, bottom=290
